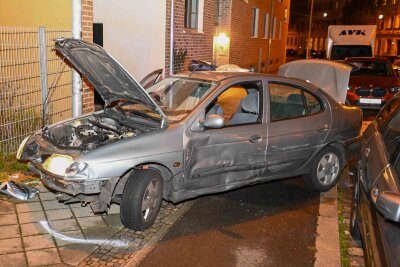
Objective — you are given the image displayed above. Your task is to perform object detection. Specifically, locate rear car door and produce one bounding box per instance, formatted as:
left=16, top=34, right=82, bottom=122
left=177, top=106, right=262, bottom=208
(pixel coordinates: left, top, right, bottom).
left=266, top=81, right=331, bottom=176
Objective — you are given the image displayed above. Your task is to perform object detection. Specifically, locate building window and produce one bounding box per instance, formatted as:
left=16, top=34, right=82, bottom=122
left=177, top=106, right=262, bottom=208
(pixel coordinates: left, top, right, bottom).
left=263, top=13, right=270, bottom=38
left=252, top=8, right=259, bottom=37
left=185, top=0, right=199, bottom=29
left=272, top=17, right=277, bottom=40
left=278, top=21, right=283, bottom=40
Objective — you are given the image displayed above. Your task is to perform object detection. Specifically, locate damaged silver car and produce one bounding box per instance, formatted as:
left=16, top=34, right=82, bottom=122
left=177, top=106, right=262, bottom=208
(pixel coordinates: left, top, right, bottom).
left=17, top=39, right=362, bottom=230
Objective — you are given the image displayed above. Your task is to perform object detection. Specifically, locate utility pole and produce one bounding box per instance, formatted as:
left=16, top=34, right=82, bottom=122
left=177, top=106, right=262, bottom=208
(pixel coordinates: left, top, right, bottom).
left=306, top=0, right=314, bottom=59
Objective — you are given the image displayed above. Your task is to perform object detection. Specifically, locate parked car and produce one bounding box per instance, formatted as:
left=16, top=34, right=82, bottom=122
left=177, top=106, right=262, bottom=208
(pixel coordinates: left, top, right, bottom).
left=286, top=49, right=297, bottom=56
left=140, top=69, right=163, bottom=89
left=350, top=95, right=400, bottom=266
left=392, top=58, right=400, bottom=72
left=345, top=57, right=400, bottom=109
left=17, top=39, right=362, bottom=230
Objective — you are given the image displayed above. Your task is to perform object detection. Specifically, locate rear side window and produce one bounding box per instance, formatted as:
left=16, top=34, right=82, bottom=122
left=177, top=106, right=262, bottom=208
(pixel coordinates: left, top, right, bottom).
left=269, top=83, right=323, bottom=121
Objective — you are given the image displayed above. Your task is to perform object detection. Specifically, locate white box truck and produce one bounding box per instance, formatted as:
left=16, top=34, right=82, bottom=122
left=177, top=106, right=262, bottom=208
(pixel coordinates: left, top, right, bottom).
left=327, top=25, right=377, bottom=60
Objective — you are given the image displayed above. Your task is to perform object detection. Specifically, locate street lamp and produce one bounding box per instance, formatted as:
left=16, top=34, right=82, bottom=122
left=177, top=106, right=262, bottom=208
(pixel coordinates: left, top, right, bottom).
left=323, top=12, right=328, bottom=18
left=378, top=14, right=384, bottom=20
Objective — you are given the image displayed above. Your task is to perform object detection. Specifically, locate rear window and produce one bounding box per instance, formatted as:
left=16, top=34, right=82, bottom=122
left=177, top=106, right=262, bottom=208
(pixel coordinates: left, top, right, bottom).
left=330, top=45, right=372, bottom=60
left=349, top=61, right=393, bottom=76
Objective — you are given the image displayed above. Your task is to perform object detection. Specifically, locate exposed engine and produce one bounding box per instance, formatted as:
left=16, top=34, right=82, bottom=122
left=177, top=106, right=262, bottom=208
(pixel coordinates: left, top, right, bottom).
left=45, top=113, right=139, bottom=151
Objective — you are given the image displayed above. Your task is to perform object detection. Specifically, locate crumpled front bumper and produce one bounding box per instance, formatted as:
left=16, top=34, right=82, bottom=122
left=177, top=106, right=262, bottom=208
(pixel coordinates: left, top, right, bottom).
left=29, top=163, right=103, bottom=196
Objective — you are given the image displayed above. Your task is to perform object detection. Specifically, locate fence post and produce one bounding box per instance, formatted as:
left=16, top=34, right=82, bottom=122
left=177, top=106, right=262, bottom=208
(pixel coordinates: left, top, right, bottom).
left=38, top=27, right=48, bottom=127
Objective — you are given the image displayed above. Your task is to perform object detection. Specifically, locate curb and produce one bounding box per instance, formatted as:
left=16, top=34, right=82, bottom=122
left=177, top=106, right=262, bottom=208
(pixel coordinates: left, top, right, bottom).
left=124, top=201, right=195, bottom=267
left=314, top=186, right=340, bottom=267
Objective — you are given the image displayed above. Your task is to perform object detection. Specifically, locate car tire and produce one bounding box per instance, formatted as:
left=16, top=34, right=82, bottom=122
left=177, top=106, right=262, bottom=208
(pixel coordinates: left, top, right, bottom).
left=120, top=169, right=163, bottom=230
left=303, top=146, right=343, bottom=192
left=350, top=162, right=362, bottom=240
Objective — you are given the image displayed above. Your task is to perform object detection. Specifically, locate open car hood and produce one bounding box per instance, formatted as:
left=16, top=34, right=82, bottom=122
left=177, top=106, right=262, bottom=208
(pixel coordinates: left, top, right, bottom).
left=278, top=59, right=352, bottom=103
left=55, top=38, right=166, bottom=122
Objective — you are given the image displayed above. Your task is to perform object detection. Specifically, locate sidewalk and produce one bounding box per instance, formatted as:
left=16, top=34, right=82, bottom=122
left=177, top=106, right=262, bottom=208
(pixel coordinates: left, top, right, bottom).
left=0, top=183, right=189, bottom=267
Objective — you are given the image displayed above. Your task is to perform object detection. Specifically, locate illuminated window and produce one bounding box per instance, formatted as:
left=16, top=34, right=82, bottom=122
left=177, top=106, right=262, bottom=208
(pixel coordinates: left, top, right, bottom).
left=263, top=13, right=270, bottom=38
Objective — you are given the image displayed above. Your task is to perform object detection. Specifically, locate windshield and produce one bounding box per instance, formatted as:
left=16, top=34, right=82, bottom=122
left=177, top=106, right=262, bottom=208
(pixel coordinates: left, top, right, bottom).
left=146, top=77, right=218, bottom=122
left=349, top=61, right=394, bottom=76
left=331, top=45, right=372, bottom=60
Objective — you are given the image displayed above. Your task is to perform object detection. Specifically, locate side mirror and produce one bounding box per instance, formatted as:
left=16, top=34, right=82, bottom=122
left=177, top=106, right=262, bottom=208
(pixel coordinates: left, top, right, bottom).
left=375, top=191, right=400, bottom=223
left=203, top=114, right=224, bottom=129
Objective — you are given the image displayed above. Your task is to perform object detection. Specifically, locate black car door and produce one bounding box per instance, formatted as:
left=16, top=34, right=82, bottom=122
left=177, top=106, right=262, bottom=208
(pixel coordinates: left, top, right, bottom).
left=359, top=97, right=400, bottom=266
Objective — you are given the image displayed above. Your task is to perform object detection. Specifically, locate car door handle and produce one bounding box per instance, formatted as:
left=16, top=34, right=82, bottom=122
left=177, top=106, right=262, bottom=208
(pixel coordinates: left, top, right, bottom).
left=249, top=135, right=262, bottom=143
left=365, top=147, right=371, bottom=158
left=316, top=124, right=329, bottom=133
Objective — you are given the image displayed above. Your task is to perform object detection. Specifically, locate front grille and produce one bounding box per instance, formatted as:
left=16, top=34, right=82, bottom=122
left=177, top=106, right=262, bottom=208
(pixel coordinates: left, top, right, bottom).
left=355, top=88, right=371, bottom=96
left=371, top=88, right=386, bottom=97
left=355, top=87, right=387, bottom=97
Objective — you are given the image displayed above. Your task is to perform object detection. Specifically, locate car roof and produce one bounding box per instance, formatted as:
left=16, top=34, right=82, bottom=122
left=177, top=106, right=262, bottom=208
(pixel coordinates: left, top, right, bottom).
left=173, top=71, right=270, bottom=82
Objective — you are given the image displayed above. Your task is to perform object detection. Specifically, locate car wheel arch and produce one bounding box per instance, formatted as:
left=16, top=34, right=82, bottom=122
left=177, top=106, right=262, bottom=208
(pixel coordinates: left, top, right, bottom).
left=112, top=162, right=173, bottom=202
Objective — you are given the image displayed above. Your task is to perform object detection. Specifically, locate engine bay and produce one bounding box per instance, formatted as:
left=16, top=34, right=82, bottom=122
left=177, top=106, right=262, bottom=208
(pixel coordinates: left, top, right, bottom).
left=44, top=110, right=149, bottom=151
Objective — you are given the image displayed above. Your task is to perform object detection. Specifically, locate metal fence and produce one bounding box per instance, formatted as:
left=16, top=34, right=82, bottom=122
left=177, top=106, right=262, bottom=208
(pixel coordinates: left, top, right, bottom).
left=0, top=26, right=73, bottom=154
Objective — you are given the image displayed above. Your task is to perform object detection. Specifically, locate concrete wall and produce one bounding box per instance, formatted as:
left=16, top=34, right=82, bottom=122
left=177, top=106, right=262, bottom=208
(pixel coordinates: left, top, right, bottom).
left=0, top=0, right=71, bottom=28
left=93, top=0, right=166, bottom=81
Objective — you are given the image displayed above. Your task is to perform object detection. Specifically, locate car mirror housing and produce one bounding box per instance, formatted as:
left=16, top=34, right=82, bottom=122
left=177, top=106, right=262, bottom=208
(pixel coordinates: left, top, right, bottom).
left=204, top=114, right=224, bottom=129
left=375, top=191, right=400, bottom=223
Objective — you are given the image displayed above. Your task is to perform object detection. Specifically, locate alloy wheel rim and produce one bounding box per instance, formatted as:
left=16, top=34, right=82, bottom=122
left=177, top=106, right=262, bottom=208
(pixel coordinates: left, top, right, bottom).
left=141, top=178, right=160, bottom=221
left=317, top=153, right=340, bottom=185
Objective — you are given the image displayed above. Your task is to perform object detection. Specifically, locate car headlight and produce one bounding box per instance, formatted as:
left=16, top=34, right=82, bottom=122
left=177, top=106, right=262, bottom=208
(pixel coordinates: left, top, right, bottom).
left=390, top=87, right=400, bottom=93
left=65, top=162, right=88, bottom=177
left=43, top=154, right=74, bottom=176
left=16, top=136, right=30, bottom=160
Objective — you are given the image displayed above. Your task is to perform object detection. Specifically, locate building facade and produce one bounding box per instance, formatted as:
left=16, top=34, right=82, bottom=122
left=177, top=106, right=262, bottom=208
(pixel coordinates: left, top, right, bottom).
left=288, top=0, right=347, bottom=56
left=375, top=0, right=400, bottom=56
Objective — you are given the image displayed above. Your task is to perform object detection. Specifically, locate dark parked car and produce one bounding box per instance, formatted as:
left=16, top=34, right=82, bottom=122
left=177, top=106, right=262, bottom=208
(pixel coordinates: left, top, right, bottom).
left=17, top=39, right=362, bottom=230
left=351, top=95, right=400, bottom=266
left=345, top=57, right=400, bottom=109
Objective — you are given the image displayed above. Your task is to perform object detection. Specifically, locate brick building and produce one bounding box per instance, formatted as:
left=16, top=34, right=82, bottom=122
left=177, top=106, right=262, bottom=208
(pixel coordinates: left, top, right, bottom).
left=165, top=0, right=290, bottom=74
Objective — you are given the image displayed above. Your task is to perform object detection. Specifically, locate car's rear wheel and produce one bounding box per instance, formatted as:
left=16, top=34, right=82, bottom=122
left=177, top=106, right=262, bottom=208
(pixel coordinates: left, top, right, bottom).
left=350, top=161, right=362, bottom=240
left=303, top=146, right=342, bottom=192
left=120, top=169, right=163, bottom=230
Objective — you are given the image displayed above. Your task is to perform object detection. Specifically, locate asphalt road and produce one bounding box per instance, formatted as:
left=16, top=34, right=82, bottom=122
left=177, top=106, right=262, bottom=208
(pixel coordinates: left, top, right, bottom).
left=139, top=177, right=320, bottom=267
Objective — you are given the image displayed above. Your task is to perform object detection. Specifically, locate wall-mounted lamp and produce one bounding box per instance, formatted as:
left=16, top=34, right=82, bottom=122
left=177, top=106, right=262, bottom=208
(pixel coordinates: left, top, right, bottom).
left=216, top=32, right=230, bottom=48
left=378, top=14, right=384, bottom=20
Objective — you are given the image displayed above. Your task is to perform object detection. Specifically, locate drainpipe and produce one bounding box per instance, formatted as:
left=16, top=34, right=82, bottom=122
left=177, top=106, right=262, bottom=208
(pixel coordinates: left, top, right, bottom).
left=72, top=0, right=82, bottom=116
left=266, top=0, right=275, bottom=73
left=169, top=0, right=175, bottom=76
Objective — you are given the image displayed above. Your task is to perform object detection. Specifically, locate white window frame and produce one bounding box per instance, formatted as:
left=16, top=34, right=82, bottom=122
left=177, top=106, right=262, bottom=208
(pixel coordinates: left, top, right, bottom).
left=251, top=8, right=259, bottom=38
left=263, top=13, right=270, bottom=39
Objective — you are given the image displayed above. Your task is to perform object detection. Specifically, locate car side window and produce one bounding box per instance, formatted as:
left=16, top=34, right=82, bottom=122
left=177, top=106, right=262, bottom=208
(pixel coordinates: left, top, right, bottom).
left=377, top=98, right=400, bottom=134
left=269, top=83, right=323, bottom=121
left=205, top=81, right=262, bottom=126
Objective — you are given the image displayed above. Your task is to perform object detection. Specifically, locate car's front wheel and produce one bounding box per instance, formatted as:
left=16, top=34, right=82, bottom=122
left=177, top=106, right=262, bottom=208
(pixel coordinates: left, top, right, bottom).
left=350, top=161, right=362, bottom=240
left=303, top=146, right=342, bottom=192
left=120, top=169, right=163, bottom=230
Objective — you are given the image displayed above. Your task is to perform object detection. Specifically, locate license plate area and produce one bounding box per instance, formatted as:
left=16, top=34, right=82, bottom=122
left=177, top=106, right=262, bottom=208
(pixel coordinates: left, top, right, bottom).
left=359, top=98, right=382, bottom=104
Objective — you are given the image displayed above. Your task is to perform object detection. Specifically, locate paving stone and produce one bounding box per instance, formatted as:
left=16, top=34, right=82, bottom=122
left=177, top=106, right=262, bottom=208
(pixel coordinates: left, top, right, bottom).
left=16, top=202, right=42, bottom=213
left=349, top=247, right=365, bottom=257
left=39, top=192, right=58, bottom=201
left=0, top=213, right=18, bottom=226
left=82, top=226, right=120, bottom=241
left=0, top=224, right=20, bottom=239
left=18, top=210, right=46, bottom=224
left=36, top=183, right=50, bottom=193
left=0, top=252, right=27, bottom=267
left=46, top=209, right=74, bottom=221
left=59, top=244, right=98, bottom=265
left=21, top=222, right=48, bottom=236
left=23, top=234, right=56, bottom=251
left=42, top=200, right=69, bottom=210
left=26, top=248, right=61, bottom=267
left=71, top=206, right=95, bottom=218
left=102, top=214, right=123, bottom=228
left=108, top=204, right=120, bottom=215
left=77, top=216, right=107, bottom=229
left=0, top=200, right=15, bottom=215
left=0, top=237, right=23, bottom=254
left=49, top=218, right=81, bottom=232
left=54, top=230, right=85, bottom=247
